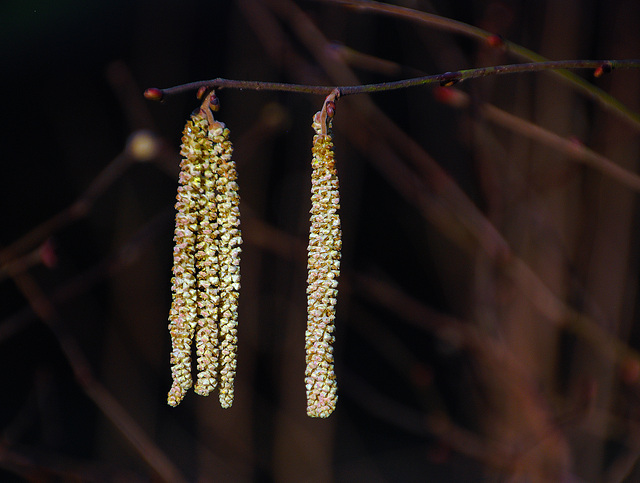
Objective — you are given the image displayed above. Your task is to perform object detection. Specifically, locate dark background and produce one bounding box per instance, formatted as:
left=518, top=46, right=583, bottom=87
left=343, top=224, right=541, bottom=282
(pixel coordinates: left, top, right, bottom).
left=2, top=0, right=640, bottom=481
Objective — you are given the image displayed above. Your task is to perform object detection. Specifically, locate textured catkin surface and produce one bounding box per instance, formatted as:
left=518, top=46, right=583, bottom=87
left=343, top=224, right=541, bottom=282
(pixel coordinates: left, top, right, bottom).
left=305, top=114, right=341, bottom=418
left=167, top=106, right=241, bottom=408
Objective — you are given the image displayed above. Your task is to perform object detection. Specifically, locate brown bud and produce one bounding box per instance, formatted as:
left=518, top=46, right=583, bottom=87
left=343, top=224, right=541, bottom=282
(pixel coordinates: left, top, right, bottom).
left=197, top=86, right=209, bottom=99
left=326, top=101, right=336, bottom=118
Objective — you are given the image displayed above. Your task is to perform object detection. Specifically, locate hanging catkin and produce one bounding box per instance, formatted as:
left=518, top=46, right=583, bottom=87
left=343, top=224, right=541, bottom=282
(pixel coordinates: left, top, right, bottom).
left=305, top=92, right=341, bottom=418
left=167, top=91, right=241, bottom=408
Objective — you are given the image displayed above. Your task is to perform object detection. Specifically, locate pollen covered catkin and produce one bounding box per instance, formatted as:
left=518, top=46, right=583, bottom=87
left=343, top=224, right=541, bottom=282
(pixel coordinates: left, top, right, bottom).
left=305, top=108, right=341, bottom=418
left=168, top=92, right=241, bottom=408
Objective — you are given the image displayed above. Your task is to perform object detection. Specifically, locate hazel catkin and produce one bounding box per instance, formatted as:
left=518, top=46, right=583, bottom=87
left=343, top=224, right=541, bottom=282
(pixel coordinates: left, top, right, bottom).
left=305, top=105, right=341, bottom=418
left=168, top=92, right=241, bottom=408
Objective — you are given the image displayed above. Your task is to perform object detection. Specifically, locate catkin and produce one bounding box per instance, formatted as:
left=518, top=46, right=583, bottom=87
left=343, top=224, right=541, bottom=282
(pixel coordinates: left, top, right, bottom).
left=305, top=108, right=341, bottom=418
left=168, top=93, right=241, bottom=408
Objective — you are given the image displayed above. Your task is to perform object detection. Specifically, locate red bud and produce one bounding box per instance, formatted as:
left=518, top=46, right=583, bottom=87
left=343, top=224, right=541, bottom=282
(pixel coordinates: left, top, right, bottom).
left=486, top=34, right=505, bottom=49
left=144, top=88, right=164, bottom=101
left=433, top=87, right=468, bottom=108
left=594, top=62, right=613, bottom=78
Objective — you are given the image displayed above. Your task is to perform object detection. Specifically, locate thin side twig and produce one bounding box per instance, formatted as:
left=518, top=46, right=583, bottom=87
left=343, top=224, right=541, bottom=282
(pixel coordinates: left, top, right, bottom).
left=436, top=87, right=640, bottom=192
left=319, top=0, right=640, bottom=131
left=0, top=207, right=187, bottom=483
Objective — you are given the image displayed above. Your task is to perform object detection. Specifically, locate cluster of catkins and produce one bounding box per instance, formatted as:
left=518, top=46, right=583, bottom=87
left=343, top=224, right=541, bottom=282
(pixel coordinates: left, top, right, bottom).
left=167, top=91, right=241, bottom=409
left=167, top=91, right=340, bottom=418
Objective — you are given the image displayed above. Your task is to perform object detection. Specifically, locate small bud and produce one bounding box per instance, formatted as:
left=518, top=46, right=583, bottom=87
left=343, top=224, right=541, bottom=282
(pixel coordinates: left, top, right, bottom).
left=433, top=87, right=468, bottom=108
left=144, top=88, right=164, bottom=101
left=208, top=94, right=220, bottom=112
left=594, top=62, right=613, bottom=78
left=197, top=86, right=209, bottom=99
left=326, top=101, right=336, bottom=118
left=486, top=34, right=505, bottom=49
left=39, top=239, right=58, bottom=268
left=439, top=73, right=461, bottom=87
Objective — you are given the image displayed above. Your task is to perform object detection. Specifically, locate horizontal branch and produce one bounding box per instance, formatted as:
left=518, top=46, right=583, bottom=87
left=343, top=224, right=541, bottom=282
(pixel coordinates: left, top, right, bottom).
left=145, top=60, right=640, bottom=101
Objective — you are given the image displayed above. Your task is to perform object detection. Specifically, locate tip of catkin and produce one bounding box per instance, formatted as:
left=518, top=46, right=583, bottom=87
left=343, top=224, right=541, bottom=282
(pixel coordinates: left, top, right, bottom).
left=167, top=384, right=186, bottom=407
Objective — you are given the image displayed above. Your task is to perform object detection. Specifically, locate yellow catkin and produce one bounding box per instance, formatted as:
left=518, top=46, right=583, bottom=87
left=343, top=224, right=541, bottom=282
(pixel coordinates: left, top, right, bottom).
left=212, top=121, right=241, bottom=409
left=168, top=93, right=241, bottom=407
left=305, top=110, right=341, bottom=418
left=193, top=120, right=221, bottom=397
left=167, top=117, right=203, bottom=407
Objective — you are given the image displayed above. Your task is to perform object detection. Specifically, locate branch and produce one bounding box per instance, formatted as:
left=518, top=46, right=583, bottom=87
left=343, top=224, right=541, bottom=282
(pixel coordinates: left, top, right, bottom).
left=434, top=87, right=640, bottom=193
left=144, top=60, right=639, bottom=100
left=0, top=213, right=187, bottom=483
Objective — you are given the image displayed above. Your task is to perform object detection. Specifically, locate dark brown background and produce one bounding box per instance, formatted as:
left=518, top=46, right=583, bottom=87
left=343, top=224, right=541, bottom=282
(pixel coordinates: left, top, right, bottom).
left=2, top=0, right=640, bottom=481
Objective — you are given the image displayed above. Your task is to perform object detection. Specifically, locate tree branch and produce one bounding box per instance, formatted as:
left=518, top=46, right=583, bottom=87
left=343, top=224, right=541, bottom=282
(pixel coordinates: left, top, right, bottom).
left=144, top=60, right=639, bottom=100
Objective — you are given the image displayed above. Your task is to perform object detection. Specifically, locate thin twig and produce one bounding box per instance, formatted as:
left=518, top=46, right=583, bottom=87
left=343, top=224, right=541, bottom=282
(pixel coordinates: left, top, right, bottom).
left=319, top=0, right=640, bottom=130
left=0, top=131, right=162, bottom=268
left=436, top=87, right=640, bottom=192
left=0, top=209, right=187, bottom=483
left=0, top=209, right=173, bottom=344
left=0, top=152, right=131, bottom=266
